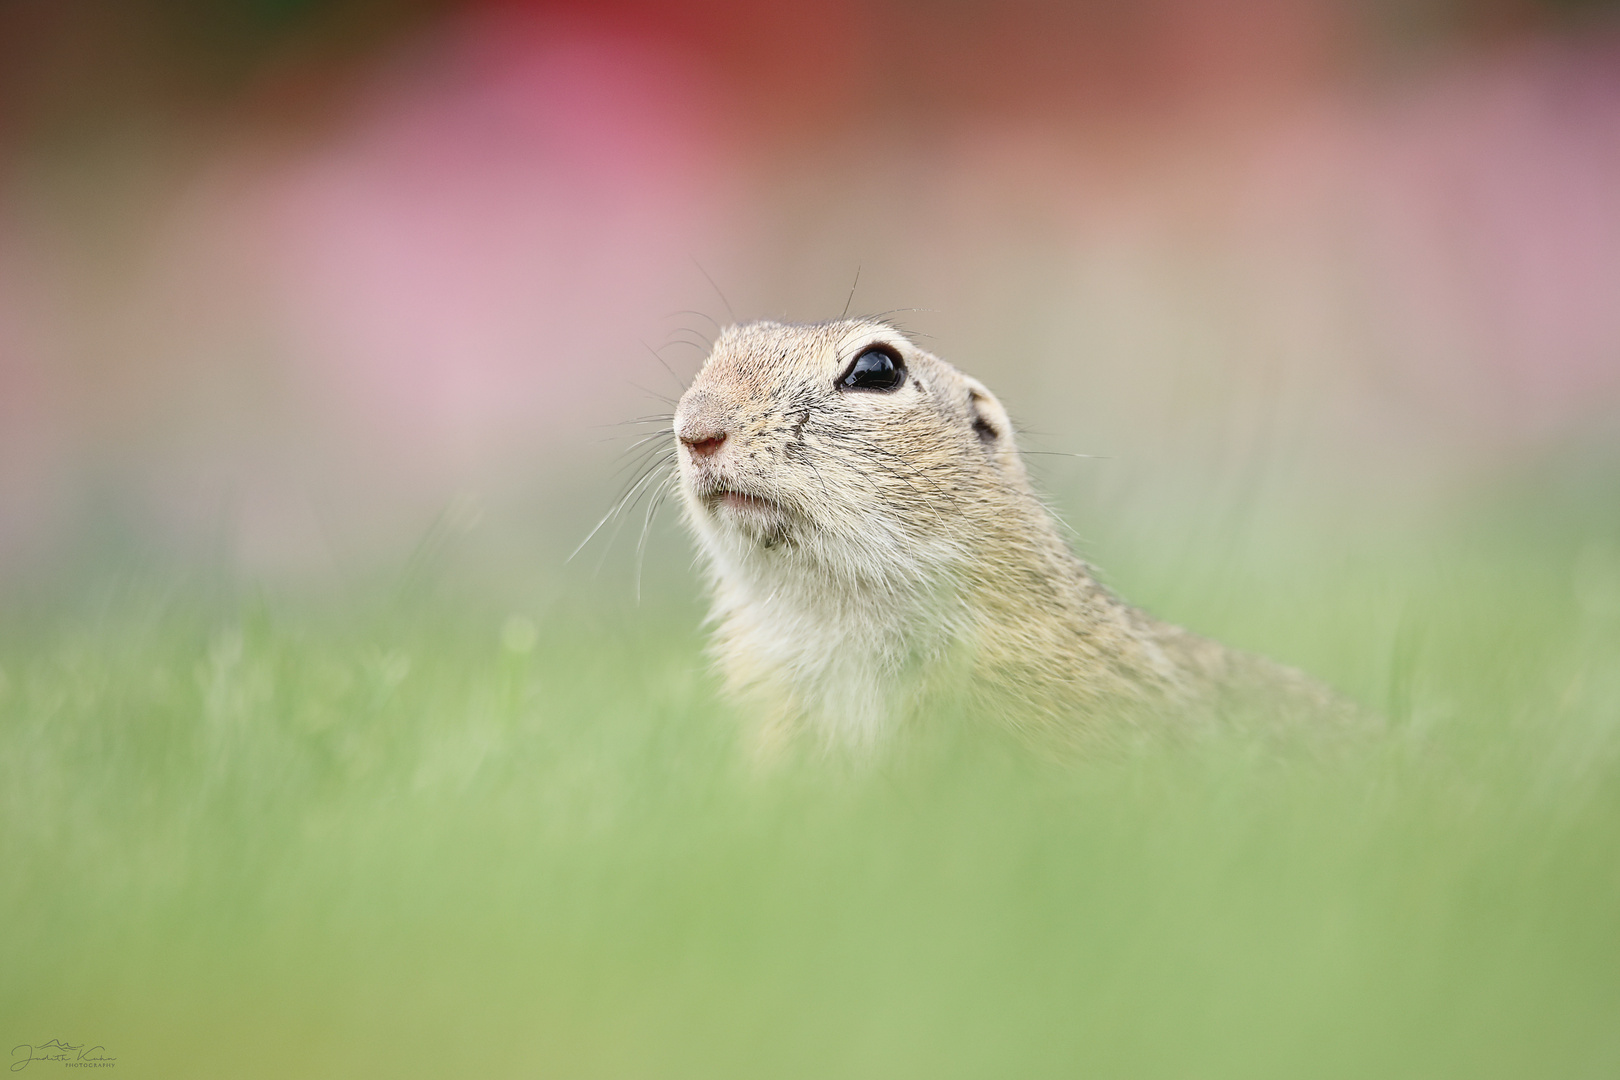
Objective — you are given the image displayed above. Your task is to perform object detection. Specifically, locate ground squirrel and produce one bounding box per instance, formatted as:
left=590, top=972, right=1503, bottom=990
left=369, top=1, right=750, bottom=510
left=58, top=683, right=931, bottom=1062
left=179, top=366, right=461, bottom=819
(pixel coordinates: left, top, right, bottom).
left=672, top=318, right=1362, bottom=755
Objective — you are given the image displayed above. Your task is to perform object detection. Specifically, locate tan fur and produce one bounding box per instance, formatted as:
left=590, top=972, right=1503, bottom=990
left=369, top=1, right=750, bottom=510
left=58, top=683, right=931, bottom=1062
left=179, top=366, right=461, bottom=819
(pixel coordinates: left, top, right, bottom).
left=673, top=319, right=1360, bottom=755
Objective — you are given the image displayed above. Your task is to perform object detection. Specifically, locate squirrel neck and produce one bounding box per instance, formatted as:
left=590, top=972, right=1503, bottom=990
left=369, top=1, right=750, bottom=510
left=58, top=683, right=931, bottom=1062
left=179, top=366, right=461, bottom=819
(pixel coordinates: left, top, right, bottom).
left=703, top=483, right=1185, bottom=744
left=957, top=491, right=1185, bottom=702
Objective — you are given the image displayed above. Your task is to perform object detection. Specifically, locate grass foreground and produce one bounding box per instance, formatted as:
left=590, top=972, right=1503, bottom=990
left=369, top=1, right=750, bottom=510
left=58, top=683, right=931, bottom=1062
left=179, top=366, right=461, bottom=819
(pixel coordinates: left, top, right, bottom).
left=3, top=499, right=1620, bottom=1078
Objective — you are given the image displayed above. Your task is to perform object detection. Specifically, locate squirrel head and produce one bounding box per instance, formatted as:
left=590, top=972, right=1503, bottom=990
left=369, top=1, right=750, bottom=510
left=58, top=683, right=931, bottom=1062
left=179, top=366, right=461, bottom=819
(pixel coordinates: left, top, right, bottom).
left=674, top=319, right=1028, bottom=585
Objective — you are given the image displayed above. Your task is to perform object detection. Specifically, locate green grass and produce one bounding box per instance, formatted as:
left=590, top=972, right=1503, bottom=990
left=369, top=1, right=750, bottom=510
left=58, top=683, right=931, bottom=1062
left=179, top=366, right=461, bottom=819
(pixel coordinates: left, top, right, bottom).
left=3, top=494, right=1619, bottom=1078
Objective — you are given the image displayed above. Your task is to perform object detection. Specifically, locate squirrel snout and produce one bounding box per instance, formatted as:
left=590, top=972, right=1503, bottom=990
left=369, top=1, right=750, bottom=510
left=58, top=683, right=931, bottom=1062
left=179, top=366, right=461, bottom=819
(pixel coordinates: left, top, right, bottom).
left=678, top=420, right=728, bottom=459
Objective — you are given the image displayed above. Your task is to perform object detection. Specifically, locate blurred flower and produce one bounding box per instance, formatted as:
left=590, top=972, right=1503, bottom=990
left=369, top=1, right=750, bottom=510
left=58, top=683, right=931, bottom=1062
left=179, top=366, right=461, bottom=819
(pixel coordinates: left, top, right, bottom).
left=246, top=9, right=735, bottom=472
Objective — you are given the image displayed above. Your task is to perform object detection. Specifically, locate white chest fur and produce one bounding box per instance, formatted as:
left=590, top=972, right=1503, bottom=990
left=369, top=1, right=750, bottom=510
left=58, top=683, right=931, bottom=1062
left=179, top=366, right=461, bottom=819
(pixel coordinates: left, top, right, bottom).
left=697, top=524, right=967, bottom=748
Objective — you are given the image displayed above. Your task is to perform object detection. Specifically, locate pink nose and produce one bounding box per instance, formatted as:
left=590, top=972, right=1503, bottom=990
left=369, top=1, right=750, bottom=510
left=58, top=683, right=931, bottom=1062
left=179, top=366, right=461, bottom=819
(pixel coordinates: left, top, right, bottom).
left=679, top=425, right=727, bottom=458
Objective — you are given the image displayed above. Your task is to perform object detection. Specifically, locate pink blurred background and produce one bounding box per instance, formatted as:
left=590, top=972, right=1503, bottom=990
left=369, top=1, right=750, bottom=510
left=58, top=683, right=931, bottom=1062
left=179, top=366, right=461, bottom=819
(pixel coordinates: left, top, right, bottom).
left=2, top=0, right=1618, bottom=586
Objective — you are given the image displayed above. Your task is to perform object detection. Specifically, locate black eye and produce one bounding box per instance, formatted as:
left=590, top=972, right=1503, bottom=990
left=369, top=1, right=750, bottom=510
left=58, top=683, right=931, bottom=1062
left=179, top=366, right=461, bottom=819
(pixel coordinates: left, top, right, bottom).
left=838, top=346, right=906, bottom=392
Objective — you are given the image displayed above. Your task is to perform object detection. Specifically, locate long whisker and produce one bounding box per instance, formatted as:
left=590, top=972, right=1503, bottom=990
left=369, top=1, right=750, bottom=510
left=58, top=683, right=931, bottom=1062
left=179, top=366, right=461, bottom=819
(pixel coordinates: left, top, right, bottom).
left=692, top=259, right=736, bottom=322
left=800, top=449, right=832, bottom=503
left=595, top=450, right=676, bottom=574
left=642, top=341, right=690, bottom=394
left=818, top=427, right=958, bottom=505
left=569, top=501, right=623, bottom=564
left=619, top=429, right=677, bottom=455
left=569, top=447, right=676, bottom=564
left=808, top=433, right=938, bottom=508
left=593, top=425, right=675, bottom=446
left=635, top=474, right=679, bottom=604
left=1020, top=450, right=1112, bottom=459
left=607, top=438, right=675, bottom=481
left=664, top=308, right=722, bottom=331
left=628, top=381, right=678, bottom=407
left=664, top=329, right=714, bottom=354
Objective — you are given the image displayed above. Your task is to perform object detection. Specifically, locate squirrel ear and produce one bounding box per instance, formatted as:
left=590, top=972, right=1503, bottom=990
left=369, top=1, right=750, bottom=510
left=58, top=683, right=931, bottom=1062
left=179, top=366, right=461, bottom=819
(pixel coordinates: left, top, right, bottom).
left=964, top=379, right=1009, bottom=452
left=969, top=395, right=1000, bottom=447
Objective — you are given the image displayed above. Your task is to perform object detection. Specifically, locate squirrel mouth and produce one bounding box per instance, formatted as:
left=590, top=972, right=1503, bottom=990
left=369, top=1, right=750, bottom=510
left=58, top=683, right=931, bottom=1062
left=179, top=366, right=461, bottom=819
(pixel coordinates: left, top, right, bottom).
left=704, top=487, right=782, bottom=515
left=696, top=484, right=795, bottom=544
